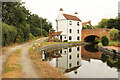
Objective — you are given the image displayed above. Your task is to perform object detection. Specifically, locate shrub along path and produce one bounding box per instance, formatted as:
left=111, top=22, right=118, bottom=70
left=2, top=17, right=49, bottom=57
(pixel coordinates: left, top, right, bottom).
left=1, top=37, right=48, bottom=78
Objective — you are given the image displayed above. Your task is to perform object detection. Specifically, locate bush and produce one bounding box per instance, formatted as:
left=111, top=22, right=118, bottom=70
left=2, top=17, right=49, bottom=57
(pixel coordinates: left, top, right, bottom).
left=109, top=28, right=119, bottom=41
left=101, top=35, right=109, bottom=46
left=42, top=29, right=48, bottom=37
left=2, top=23, right=17, bottom=46
left=29, top=33, right=35, bottom=40
left=54, top=38, right=59, bottom=42
left=82, top=26, right=86, bottom=29
left=64, top=40, right=68, bottom=42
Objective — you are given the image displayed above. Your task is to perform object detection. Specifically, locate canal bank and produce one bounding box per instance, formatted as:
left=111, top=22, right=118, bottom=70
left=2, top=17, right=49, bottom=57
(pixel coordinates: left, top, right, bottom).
left=29, top=40, right=119, bottom=78
left=29, top=40, right=85, bottom=78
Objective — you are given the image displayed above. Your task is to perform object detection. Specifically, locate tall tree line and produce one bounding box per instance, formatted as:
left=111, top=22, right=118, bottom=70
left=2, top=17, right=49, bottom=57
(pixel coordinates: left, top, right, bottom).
left=2, top=2, right=52, bottom=46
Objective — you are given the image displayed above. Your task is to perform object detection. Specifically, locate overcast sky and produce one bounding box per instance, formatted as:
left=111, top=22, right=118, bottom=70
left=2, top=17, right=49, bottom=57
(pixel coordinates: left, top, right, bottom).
left=22, top=0, right=120, bottom=29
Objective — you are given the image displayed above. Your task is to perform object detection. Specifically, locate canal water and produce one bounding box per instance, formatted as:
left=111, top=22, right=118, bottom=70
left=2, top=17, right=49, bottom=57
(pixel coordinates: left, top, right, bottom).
left=44, top=44, right=120, bottom=78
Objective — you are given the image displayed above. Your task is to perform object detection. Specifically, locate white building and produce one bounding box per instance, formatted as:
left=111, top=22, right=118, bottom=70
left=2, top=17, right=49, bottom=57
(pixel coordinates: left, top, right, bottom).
left=56, top=46, right=82, bottom=74
left=56, top=8, right=82, bottom=42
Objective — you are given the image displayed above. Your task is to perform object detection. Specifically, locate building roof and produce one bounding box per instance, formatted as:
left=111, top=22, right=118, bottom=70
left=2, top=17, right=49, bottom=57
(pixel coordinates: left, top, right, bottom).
left=59, top=8, right=63, bottom=11
left=63, top=14, right=82, bottom=22
left=82, top=21, right=91, bottom=27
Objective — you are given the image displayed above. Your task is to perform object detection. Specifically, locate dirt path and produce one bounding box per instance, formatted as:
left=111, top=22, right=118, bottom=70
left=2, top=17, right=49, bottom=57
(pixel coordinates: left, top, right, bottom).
left=1, top=37, right=48, bottom=78
left=19, top=46, right=39, bottom=78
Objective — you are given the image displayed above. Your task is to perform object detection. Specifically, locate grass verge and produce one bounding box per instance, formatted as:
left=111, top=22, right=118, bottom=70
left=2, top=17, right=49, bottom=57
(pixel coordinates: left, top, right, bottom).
left=2, top=49, right=22, bottom=78
left=29, top=40, right=68, bottom=78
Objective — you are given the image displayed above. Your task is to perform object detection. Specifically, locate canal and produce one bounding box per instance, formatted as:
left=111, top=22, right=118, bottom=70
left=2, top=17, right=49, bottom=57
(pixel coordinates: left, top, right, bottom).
left=42, top=43, right=120, bottom=78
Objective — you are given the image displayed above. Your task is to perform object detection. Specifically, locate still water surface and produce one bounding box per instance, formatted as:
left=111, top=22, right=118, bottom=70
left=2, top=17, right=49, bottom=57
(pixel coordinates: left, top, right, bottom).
left=44, top=44, right=119, bottom=78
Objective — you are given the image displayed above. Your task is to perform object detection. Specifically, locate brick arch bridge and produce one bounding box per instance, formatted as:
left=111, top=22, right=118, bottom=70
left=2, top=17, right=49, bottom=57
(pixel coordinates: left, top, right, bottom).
left=81, top=29, right=110, bottom=42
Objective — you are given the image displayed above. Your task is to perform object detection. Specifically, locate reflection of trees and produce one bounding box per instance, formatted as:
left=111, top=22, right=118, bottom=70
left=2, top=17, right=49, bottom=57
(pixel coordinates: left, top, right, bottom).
left=101, top=53, right=120, bottom=70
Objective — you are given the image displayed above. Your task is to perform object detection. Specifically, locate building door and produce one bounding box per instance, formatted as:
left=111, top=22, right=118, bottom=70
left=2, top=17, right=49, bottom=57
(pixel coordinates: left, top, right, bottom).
left=60, top=35, right=62, bottom=41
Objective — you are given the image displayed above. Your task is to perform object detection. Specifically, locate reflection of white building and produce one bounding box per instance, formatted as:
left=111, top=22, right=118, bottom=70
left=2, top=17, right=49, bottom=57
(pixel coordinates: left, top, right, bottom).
left=56, top=8, right=82, bottom=42
left=56, top=46, right=82, bottom=74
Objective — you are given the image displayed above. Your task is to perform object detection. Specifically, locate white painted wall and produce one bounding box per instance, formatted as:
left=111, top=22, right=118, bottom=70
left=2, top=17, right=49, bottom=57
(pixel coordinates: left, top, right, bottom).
left=57, top=46, right=82, bottom=71
left=56, top=13, right=82, bottom=42
left=67, top=20, right=82, bottom=42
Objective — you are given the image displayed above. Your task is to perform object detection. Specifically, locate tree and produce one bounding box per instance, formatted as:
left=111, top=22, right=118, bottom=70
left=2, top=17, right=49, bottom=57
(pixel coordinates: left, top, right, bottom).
left=107, top=19, right=117, bottom=29
left=101, top=35, right=109, bottom=46
left=109, top=28, right=119, bottom=41
left=49, top=28, right=55, bottom=32
left=2, top=23, right=17, bottom=46
left=98, top=19, right=109, bottom=28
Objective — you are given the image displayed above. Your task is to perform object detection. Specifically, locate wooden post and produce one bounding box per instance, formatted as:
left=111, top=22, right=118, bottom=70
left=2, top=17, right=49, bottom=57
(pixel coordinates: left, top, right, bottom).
left=33, top=44, right=35, bottom=50
left=39, top=42, right=40, bottom=47
left=42, top=51, right=45, bottom=61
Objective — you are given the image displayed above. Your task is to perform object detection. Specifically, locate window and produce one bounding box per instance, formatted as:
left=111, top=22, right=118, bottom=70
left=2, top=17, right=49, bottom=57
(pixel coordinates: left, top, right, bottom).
left=69, top=55, right=72, bottom=59
left=69, top=29, right=72, bottom=33
left=64, top=36, right=66, bottom=39
left=64, top=51, right=66, bottom=53
left=69, top=21, right=72, bottom=25
left=77, top=47, right=80, bottom=51
left=77, top=54, right=79, bottom=58
left=60, top=50, right=62, bottom=53
left=69, top=48, right=72, bottom=52
left=77, top=36, right=80, bottom=40
left=77, top=22, right=79, bottom=26
left=69, top=36, right=72, bottom=40
left=77, top=29, right=79, bottom=34
left=77, top=61, right=79, bottom=65
left=69, top=63, right=72, bottom=67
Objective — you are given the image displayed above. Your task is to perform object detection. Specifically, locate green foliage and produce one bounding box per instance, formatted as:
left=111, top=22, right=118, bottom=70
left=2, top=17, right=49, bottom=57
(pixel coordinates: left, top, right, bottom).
left=101, top=53, right=108, bottom=62
left=42, top=29, right=48, bottom=37
left=29, top=33, right=35, bottom=40
left=49, top=28, right=55, bottom=32
left=107, top=19, right=117, bottom=29
left=82, top=26, right=86, bottom=29
left=2, top=23, right=17, bottom=46
left=82, top=25, right=92, bottom=29
left=2, top=2, right=52, bottom=46
left=95, top=18, right=120, bottom=30
left=93, top=25, right=99, bottom=29
left=86, top=25, right=92, bottom=29
left=109, top=28, right=119, bottom=41
left=101, top=35, right=109, bottom=46
left=64, top=40, right=68, bottom=42
left=54, top=38, right=59, bottom=42
left=98, top=19, right=109, bottom=28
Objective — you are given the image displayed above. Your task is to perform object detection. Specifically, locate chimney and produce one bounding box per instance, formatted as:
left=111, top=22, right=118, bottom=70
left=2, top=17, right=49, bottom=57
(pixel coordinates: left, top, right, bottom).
left=88, top=21, right=91, bottom=24
left=59, top=8, right=63, bottom=14
left=74, top=12, right=78, bottom=16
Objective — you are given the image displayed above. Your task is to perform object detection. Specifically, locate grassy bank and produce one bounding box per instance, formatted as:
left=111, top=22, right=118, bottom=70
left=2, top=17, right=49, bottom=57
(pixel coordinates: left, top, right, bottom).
left=98, top=41, right=117, bottom=47
left=2, top=49, right=22, bottom=78
left=29, top=45, right=67, bottom=78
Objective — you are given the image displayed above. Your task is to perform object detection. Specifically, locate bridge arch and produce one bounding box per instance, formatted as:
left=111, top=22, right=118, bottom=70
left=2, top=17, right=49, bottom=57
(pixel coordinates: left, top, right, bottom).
left=81, top=29, right=110, bottom=42
left=84, top=35, right=100, bottom=42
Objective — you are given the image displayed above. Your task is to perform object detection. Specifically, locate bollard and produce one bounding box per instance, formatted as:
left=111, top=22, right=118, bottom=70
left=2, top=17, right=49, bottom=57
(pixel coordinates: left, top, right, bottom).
left=33, top=44, right=35, bottom=50
left=39, top=42, right=40, bottom=47
left=42, top=51, right=45, bottom=61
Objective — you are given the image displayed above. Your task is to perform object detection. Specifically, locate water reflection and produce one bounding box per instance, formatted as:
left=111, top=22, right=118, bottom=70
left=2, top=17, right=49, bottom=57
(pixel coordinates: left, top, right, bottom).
left=43, top=44, right=119, bottom=78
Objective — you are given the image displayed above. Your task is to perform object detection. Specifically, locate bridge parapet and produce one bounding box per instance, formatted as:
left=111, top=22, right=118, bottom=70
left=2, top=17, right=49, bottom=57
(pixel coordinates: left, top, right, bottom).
left=81, top=29, right=110, bottom=41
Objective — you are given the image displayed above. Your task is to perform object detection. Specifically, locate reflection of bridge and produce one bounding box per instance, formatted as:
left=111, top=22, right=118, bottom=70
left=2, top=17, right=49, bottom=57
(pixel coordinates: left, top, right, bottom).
left=81, top=29, right=110, bottom=42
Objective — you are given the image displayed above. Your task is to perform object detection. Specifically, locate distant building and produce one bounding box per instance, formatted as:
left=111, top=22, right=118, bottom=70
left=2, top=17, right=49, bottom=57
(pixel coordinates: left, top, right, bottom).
left=118, top=1, right=120, bottom=18
left=56, top=8, right=82, bottom=42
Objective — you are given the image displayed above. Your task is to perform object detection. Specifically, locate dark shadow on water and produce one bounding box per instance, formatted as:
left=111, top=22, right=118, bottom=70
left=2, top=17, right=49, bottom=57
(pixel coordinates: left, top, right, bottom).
left=84, top=43, right=99, bottom=52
